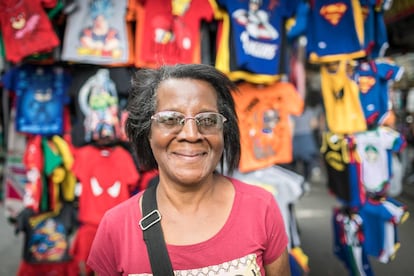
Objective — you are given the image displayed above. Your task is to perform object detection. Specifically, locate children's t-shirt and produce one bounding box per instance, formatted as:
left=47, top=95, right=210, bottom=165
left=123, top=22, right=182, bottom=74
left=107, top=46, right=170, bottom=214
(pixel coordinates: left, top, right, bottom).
left=233, top=81, right=304, bottom=172
left=0, top=0, right=60, bottom=63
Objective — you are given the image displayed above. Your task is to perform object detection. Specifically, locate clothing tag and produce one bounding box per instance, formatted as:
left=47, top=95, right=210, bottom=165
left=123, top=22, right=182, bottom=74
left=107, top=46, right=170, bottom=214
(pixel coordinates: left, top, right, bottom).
left=36, top=67, right=44, bottom=75
left=100, top=149, right=110, bottom=157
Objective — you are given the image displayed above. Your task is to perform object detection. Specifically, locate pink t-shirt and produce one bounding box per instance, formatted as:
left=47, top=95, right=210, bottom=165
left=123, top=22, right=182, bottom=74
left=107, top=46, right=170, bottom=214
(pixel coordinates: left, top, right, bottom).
left=87, top=178, right=288, bottom=275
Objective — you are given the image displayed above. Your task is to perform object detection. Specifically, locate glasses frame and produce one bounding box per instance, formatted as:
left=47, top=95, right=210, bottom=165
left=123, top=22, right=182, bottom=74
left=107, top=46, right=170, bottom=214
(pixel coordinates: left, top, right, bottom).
left=150, top=111, right=227, bottom=134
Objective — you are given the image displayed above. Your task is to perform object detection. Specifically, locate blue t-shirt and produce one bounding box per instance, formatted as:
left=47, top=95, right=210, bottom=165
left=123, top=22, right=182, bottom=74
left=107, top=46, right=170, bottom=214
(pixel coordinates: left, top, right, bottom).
left=2, top=64, right=71, bottom=135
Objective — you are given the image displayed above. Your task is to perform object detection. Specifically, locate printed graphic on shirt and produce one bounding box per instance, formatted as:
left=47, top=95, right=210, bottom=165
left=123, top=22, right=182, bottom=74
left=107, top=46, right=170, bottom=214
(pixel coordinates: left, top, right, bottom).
left=320, top=3, right=347, bottom=25
left=153, top=0, right=192, bottom=50
left=62, top=0, right=129, bottom=64
left=27, top=217, right=69, bottom=262
left=129, top=253, right=261, bottom=276
left=135, top=0, right=214, bottom=67
left=216, top=0, right=299, bottom=78
left=232, top=2, right=279, bottom=59
left=77, top=0, right=122, bottom=58
left=1, top=65, right=71, bottom=136
left=77, top=68, right=120, bottom=143
left=10, top=6, right=42, bottom=38
left=249, top=107, right=281, bottom=160
left=15, top=69, right=66, bottom=135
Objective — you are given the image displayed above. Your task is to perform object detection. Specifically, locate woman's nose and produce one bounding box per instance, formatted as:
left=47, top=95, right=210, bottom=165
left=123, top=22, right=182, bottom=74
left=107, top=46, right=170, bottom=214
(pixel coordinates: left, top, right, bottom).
left=177, top=119, right=202, bottom=139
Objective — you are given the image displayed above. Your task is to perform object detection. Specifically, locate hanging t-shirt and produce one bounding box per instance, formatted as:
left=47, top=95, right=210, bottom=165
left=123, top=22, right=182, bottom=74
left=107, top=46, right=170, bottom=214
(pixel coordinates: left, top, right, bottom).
left=360, top=0, right=390, bottom=58
left=320, top=132, right=365, bottom=208
left=332, top=207, right=373, bottom=276
left=354, top=126, right=406, bottom=196
left=306, top=0, right=366, bottom=63
left=19, top=204, right=76, bottom=264
left=61, top=0, right=130, bottom=65
left=71, top=145, right=140, bottom=225
left=233, top=81, right=304, bottom=172
left=359, top=197, right=408, bottom=263
left=232, top=165, right=305, bottom=249
left=354, top=59, right=404, bottom=128
left=0, top=0, right=60, bottom=63
left=215, top=0, right=298, bottom=81
left=2, top=64, right=71, bottom=136
left=67, top=65, right=134, bottom=146
left=320, top=60, right=367, bottom=134
left=134, top=0, right=215, bottom=68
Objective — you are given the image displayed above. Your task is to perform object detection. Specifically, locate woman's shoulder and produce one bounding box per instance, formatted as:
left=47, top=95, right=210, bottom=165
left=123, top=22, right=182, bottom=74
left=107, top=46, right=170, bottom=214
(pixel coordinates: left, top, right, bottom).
left=229, top=176, right=275, bottom=200
left=103, top=192, right=143, bottom=220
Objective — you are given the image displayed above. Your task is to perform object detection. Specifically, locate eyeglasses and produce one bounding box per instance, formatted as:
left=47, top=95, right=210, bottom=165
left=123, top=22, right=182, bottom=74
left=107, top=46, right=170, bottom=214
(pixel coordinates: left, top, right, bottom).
left=151, top=111, right=227, bottom=134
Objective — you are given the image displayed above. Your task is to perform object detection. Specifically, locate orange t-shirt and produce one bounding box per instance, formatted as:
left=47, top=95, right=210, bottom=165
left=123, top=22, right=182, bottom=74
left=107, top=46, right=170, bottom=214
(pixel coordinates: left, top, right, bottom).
left=233, top=81, right=304, bottom=172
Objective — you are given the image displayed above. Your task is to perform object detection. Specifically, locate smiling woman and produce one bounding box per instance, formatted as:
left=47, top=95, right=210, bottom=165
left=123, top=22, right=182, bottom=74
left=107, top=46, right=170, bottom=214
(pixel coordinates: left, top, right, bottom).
left=86, top=64, right=291, bottom=276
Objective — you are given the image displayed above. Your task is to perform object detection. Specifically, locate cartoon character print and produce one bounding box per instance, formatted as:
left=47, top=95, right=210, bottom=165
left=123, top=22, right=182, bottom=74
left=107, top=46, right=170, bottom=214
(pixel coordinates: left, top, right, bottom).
left=29, top=218, right=68, bottom=261
left=243, top=96, right=282, bottom=161
left=251, top=107, right=281, bottom=160
left=152, top=0, right=192, bottom=50
left=10, top=8, right=40, bottom=40
left=78, top=0, right=122, bottom=58
left=78, top=69, right=120, bottom=142
left=232, top=0, right=278, bottom=40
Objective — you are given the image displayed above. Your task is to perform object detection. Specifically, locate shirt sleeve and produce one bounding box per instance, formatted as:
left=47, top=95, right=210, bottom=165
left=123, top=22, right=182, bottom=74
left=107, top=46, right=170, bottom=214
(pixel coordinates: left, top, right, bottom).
left=263, top=194, right=289, bottom=265
left=87, top=213, right=119, bottom=275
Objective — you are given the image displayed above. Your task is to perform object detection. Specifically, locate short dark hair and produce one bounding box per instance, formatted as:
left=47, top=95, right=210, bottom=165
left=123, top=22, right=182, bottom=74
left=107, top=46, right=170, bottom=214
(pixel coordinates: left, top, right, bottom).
left=125, top=64, right=241, bottom=175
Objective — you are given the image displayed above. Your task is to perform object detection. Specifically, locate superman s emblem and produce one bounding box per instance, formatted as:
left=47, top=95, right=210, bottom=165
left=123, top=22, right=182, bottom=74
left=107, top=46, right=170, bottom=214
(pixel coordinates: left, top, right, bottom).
left=358, top=76, right=376, bottom=93
left=320, top=3, right=347, bottom=26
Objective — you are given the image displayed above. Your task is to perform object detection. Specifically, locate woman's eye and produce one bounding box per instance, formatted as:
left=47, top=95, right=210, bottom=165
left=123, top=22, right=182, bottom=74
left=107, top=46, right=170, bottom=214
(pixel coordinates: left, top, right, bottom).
left=160, top=116, right=180, bottom=125
left=200, top=117, right=217, bottom=127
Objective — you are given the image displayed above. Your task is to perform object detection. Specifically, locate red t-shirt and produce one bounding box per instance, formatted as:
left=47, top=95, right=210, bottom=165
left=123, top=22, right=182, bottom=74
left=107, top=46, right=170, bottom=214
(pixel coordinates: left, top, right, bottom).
left=0, top=0, right=60, bottom=63
left=134, top=0, right=214, bottom=67
left=72, top=145, right=140, bottom=225
left=87, top=178, right=288, bottom=275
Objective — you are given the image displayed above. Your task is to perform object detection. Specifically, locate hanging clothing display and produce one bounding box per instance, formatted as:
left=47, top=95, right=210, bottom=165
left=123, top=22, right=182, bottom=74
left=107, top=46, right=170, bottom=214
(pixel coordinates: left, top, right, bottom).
left=0, top=0, right=60, bottom=63
left=320, top=60, right=367, bottom=134
left=2, top=64, right=71, bottom=136
left=66, top=65, right=134, bottom=147
left=306, top=0, right=366, bottom=63
left=232, top=81, right=304, bottom=172
left=61, top=0, right=132, bottom=65
left=354, top=126, right=406, bottom=197
left=320, top=132, right=365, bottom=208
left=353, top=59, right=404, bottom=127
left=133, top=0, right=216, bottom=68
left=215, top=0, right=299, bottom=83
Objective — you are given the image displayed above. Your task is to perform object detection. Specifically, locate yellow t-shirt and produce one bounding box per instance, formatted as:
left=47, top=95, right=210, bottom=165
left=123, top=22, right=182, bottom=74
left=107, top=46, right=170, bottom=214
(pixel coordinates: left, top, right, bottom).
left=320, top=60, right=366, bottom=134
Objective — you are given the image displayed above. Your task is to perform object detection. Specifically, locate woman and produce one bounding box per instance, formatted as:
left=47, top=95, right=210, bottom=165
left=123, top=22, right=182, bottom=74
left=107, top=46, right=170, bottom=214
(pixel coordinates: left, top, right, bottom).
left=87, top=64, right=290, bottom=275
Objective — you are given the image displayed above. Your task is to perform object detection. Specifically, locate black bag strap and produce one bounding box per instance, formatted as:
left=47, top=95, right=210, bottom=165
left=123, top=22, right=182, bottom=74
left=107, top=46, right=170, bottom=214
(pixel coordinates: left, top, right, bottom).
left=139, top=183, right=174, bottom=275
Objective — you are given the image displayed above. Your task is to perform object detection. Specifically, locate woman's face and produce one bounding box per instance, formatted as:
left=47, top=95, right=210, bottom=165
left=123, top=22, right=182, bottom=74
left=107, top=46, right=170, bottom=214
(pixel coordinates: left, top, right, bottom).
left=149, top=78, right=224, bottom=186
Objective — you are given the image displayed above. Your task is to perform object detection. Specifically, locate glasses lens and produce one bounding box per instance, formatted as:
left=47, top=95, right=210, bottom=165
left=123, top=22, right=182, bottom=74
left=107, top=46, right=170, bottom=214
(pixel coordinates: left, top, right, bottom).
left=152, top=112, right=226, bottom=134
left=196, top=113, right=226, bottom=133
left=152, top=111, right=183, bottom=129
